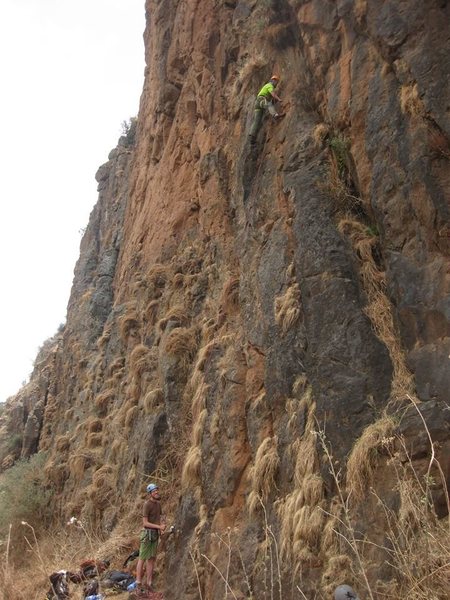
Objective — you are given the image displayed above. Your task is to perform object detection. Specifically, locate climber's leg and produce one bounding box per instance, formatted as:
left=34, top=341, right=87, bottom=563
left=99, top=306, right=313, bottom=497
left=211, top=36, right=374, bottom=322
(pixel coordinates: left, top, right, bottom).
left=249, top=97, right=266, bottom=143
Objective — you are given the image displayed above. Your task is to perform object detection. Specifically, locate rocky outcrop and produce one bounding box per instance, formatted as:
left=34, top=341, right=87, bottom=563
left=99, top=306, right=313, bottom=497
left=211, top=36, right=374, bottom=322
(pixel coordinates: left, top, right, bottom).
left=1, top=1, right=449, bottom=599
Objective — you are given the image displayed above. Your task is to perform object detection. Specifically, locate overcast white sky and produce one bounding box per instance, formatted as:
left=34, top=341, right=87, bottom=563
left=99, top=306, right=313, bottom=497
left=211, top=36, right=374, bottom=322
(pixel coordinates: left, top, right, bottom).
left=0, top=0, right=145, bottom=402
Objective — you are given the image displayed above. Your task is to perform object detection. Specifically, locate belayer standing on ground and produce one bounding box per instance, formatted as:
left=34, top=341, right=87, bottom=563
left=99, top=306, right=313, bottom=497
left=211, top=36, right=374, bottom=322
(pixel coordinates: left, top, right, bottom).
left=136, top=483, right=166, bottom=593
left=248, top=75, right=285, bottom=145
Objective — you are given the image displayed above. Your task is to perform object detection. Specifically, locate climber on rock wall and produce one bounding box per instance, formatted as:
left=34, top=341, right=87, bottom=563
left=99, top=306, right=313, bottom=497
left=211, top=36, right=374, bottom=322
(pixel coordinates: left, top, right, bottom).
left=248, top=74, right=285, bottom=145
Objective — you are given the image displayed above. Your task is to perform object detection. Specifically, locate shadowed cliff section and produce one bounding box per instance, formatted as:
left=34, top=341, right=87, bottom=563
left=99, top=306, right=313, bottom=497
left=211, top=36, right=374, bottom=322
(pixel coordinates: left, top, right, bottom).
left=1, top=1, right=449, bottom=599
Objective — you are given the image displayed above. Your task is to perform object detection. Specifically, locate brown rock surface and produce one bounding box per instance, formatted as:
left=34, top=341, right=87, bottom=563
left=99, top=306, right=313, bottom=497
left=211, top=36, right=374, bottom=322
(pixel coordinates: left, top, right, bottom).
left=1, top=1, right=449, bottom=598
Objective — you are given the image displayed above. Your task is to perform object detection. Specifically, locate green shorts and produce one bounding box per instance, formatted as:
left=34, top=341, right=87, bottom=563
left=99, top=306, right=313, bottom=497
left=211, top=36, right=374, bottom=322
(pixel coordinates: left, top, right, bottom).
left=139, top=529, right=158, bottom=560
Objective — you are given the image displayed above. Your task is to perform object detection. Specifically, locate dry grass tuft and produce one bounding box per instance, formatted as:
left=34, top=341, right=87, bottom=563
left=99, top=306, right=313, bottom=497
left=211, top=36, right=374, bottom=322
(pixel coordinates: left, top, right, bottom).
left=108, top=357, right=124, bottom=376
left=346, top=414, right=396, bottom=502
left=233, top=52, right=267, bottom=96
left=354, top=0, right=367, bottom=21
left=129, top=343, right=157, bottom=380
left=143, top=387, right=163, bottom=414
left=164, top=326, right=198, bottom=369
left=158, top=305, right=188, bottom=331
left=97, top=321, right=112, bottom=350
left=124, top=405, right=139, bottom=428
left=192, top=409, right=208, bottom=447
left=173, top=272, right=184, bottom=288
left=86, top=432, right=103, bottom=448
left=94, top=388, right=115, bottom=415
left=400, top=83, right=424, bottom=117
left=321, top=554, right=353, bottom=596
left=87, top=418, right=103, bottom=433
left=68, top=452, right=95, bottom=482
left=144, top=299, right=159, bottom=326
left=181, top=445, right=202, bottom=489
left=220, top=276, right=240, bottom=314
left=338, top=218, right=415, bottom=399
left=194, top=339, right=220, bottom=373
left=44, top=460, right=68, bottom=489
left=292, top=374, right=308, bottom=398
left=191, top=381, right=208, bottom=418
left=110, top=437, right=127, bottom=462
left=313, top=122, right=330, bottom=147
left=278, top=388, right=324, bottom=569
left=55, top=434, right=70, bottom=453
left=274, top=283, right=301, bottom=333
left=119, top=302, right=139, bottom=343
left=248, top=436, right=279, bottom=514
left=147, top=263, right=170, bottom=293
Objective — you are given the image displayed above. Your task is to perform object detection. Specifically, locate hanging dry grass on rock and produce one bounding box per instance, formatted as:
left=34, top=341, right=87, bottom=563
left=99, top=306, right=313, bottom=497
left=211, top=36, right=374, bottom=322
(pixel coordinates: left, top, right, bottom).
left=399, top=83, right=424, bottom=117
left=97, top=321, right=112, bottom=350
left=158, top=305, right=189, bottom=331
left=181, top=446, right=202, bottom=489
left=278, top=388, right=324, bottom=570
left=119, top=302, right=140, bottom=343
left=44, top=460, right=68, bottom=489
left=143, top=387, right=163, bottom=414
left=220, top=275, right=240, bottom=314
left=147, top=263, right=170, bottom=297
left=248, top=436, right=279, bottom=514
left=164, top=325, right=198, bottom=369
left=110, top=438, right=127, bottom=462
left=194, top=338, right=221, bottom=372
left=338, top=218, right=415, bottom=399
left=87, top=432, right=103, bottom=448
left=144, top=299, right=159, bottom=326
left=313, top=122, right=330, bottom=148
left=274, top=283, right=301, bottom=333
left=55, top=434, right=71, bottom=452
left=87, top=418, right=103, bottom=433
left=125, top=405, right=139, bottom=429
left=94, top=388, right=115, bottom=415
left=129, top=343, right=157, bottom=380
left=68, top=452, right=95, bottom=482
left=346, top=414, right=396, bottom=502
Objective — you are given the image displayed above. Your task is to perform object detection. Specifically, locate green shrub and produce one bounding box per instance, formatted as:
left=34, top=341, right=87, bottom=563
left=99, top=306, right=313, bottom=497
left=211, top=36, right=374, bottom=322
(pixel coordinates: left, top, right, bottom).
left=0, top=452, right=52, bottom=536
left=329, top=134, right=350, bottom=176
left=7, top=434, right=22, bottom=454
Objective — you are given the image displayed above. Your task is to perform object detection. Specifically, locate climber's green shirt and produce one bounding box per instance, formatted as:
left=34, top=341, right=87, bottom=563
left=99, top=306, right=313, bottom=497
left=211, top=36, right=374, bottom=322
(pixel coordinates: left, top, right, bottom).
left=257, top=82, right=275, bottom=98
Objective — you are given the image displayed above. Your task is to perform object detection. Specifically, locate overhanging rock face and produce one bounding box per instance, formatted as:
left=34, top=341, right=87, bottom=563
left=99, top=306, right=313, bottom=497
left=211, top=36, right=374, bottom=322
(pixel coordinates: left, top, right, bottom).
left=1, top=1, right=449, bottom=598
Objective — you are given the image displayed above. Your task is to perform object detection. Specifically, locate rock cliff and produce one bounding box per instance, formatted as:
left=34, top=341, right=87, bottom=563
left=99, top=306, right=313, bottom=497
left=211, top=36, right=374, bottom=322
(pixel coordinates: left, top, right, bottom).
left=1, top=1, right=449, bottom=598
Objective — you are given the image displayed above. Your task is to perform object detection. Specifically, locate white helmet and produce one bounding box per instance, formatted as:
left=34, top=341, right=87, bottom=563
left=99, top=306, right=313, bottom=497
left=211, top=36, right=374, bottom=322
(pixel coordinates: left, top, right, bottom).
left=334, top=585, right=360, bottom=600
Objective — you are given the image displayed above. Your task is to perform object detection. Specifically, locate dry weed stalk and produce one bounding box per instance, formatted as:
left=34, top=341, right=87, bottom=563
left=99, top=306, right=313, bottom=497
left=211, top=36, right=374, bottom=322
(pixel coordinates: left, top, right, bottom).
left=317, top=430, right=375, bottom=600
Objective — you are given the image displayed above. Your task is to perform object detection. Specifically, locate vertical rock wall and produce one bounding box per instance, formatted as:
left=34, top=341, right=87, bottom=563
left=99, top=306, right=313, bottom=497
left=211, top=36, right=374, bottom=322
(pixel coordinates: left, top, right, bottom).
left=1, top=1, right=449, bottom=598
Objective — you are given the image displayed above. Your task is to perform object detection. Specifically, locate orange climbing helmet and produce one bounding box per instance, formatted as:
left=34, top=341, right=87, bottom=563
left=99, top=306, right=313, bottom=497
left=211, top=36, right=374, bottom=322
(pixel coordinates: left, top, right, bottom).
left=270, top=74, right=280, bottom=82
